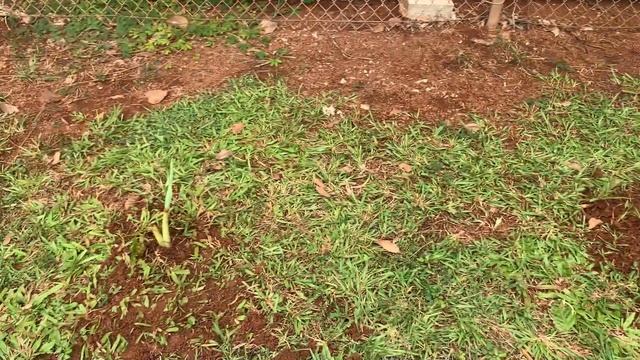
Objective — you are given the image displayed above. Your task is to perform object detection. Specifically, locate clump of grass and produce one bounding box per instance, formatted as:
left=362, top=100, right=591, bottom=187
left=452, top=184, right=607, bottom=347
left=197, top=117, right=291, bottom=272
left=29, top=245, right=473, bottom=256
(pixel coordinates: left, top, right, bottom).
left=2, top=76, right=640, bottom=359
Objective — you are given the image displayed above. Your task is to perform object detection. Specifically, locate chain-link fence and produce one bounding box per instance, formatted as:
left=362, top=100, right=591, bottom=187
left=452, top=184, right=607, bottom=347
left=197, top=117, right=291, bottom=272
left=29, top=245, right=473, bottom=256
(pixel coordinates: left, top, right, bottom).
left=1, top=0, right=639, bottom=30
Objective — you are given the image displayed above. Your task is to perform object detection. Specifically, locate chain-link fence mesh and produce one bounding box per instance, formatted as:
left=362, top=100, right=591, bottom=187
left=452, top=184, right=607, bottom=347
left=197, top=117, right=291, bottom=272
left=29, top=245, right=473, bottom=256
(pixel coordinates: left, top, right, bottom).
left=1, top=0, right=639, bottom=29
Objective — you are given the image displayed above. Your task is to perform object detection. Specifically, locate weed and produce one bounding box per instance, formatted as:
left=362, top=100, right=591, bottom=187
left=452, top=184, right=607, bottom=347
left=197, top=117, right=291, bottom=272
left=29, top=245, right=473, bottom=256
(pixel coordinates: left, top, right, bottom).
left=495, top=38, right=529, bottom=65
left=612, top=71, right=640, bottom=95
left=16, top=55, right=39, bottom=81
left=150, top=161, right=176, bottom=248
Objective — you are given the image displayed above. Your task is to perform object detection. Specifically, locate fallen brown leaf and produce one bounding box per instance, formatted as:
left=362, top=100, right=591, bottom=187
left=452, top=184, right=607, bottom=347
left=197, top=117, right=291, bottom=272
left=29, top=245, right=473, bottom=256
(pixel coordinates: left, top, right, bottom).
left=360, top=104, right=371, bottom=111
left=320, top=239, right=332, bottom=254
left=63, top=74, right=77, bottom=85
left=463, top=123, right=481, bottom=133
left=166, top=15, right=189, bottom=29
left=372, top=23, right=385, bottom=33
left=387, top=17, right=402, bottom=28
left=376, top=239, right=401, bottom=254
left=39, top=89, right=62, bottom=104
left=322, top=105, right=336, bottom=117
left=123, top=194, right=139, bottom=210
left=588, top=217, right=603, bottom=230
left=145, top=89, right=168, bottom=105
left=3, top=233, right=12, bottom=245
left=49, top=151, right=61, bottom=165
left=399, top=163, right=412, bottom=173
left=565, top=161, right=582, bottom=171
left=555, top=100, right=572, bottom=107
left=210, top=162, right=224, bottom=171
left=230, top=123, right=245, bottom=134
left=472, top=38, right=495, bottom=46
left=339, top=164, right=354, bottom=173
left=550, top=26, right=561, bottom=37
left=0, top=102, right=19, bottom=114
left=313, top=178, right=331, bottom=198
left=216, top=149, right=233, bottom=160
left=259, top=19, right=277, bottom=34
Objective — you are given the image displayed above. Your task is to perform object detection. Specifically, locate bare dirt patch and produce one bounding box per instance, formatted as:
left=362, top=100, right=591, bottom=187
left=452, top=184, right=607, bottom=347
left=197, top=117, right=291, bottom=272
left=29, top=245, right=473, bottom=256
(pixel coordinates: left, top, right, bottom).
left=73, top=221, right=276, bottom=359
left=267, top=26, right=639, bottom=122
left=273, top=348, right=312, bottom=360
left=583, top=188, right=640, bottom=273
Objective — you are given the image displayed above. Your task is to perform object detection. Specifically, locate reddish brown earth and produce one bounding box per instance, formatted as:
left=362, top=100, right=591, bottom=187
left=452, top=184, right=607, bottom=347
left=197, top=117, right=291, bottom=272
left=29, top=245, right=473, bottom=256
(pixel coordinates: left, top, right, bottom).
left=72, top=221, right=279, bottom=360
left=2, top=22, right=639, bottom=167
left=583, top=188, right=640, bottom=273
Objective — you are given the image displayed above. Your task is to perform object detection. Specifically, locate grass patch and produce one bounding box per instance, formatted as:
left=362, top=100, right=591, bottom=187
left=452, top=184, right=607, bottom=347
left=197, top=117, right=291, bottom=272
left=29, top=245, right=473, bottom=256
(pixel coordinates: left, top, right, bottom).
left=1, top=77, right=640, bottom=359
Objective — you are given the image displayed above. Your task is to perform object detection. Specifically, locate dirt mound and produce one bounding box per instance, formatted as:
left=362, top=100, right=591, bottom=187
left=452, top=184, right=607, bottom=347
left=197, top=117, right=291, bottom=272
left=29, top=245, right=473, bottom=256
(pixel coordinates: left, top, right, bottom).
left=73, top=222, right=277, bottom=359
left=583, top=188, right=640, bottom=273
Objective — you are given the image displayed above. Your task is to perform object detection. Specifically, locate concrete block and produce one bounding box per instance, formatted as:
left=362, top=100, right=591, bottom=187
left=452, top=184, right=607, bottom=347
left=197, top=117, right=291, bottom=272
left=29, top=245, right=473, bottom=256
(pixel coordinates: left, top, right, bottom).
left=399, top=0, right=456, bottom=21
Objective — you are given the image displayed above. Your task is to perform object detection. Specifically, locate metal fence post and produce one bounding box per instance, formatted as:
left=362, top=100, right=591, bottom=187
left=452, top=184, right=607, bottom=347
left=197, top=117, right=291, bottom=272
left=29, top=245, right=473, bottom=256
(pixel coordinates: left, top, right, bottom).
left=486, top=0, right=505, bottom=31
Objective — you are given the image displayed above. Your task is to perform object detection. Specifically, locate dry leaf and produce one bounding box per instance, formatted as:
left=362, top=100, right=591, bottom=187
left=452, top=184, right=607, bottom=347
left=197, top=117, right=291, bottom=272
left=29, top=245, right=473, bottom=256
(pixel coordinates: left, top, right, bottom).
left=344, top=183, right=354, bottom=197
left=360, top=104, right=371, bottom=111
left=52, top=16, right=67, bottom=27
left=49, top=151, right=61, bottom=165
left=588, top=217, right=603, bottom=230
left=320, top=240, right=332, bottom=254
left=471, top=38, right=495, bottom=46
left=145, top=89, right=168, bottom=105
left=313, top=178, right=331, bottom=198
left=387, top=17, right=402, bottom=28
left=0, top=102, right=19, bottom=114
left=322, top=105, right=336, bottom=117
left=259, top=19, right=278, bottom=34
left=63, top=74, right=76, bottom=85
left=463, top=123, right=481, bottom=133
left=167, top=15, right=189, bottom=29
left=3, top=233, right=12, bottom=245
left=230, top=123, right=245, bottom=134
left=580, top=203, right=592, bottom=209
left=39, top=89, right=62, bottom=104
left=123, top=194, right=139, bottom=210
left=339, top=78, right=347, bottom=85
left=399, top=163, right=412, bottom=173
left=372, top=23, right=385, bottom=33
left=555, top=100, right=572, bottom=107
left=499, top=31, right=512, bottom=41
left=109, top=94, right=125, bottom=100
left=216, top=149, right=233, bottom=160
left=272, top=172, right=283, bottom=180
left=376, top=239, right=401, bottom=254
left=565, top=161, right=582, bottom=171
left=550, top=27, right=561, bottom=37
left=339, top=164, right=354, bottom=173
left=210, top=162, right=224, bottom=171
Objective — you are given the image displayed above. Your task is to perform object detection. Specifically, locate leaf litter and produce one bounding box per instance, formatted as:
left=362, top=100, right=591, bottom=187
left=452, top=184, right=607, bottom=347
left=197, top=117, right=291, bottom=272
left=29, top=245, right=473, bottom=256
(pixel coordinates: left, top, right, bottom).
left=376, top=239, right=401, bottom=254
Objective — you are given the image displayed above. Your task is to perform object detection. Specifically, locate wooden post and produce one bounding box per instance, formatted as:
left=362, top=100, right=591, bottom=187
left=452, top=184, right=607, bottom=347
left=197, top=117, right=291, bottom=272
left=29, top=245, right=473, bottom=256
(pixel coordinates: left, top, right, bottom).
left=486, top=0, right=505, bottom=31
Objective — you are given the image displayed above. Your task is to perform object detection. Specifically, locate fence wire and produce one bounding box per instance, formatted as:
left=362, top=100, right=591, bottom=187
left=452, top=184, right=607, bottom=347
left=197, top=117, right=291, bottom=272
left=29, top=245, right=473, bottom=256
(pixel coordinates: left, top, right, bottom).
left=1, top=0, right=639, bottom=29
